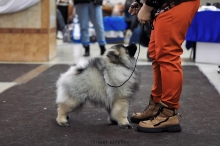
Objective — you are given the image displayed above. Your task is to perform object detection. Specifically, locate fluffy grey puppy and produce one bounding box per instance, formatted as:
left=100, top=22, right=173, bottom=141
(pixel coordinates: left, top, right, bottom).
left=56, top=43, right=140, bottom=129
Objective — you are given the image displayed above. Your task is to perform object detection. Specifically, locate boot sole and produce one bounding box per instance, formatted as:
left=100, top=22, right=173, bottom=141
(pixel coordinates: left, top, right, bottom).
left=137, top=124, right=182, bottom=133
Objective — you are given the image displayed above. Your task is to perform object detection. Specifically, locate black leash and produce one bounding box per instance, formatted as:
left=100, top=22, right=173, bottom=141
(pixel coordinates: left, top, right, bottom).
left=104, top=24, right=146, bottom=88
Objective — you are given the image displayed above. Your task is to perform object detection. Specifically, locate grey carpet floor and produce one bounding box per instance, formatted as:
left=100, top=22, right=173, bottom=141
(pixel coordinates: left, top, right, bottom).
left=0, top=64, right=40, bottom=82
left=0, top=65, right=219, bottom=146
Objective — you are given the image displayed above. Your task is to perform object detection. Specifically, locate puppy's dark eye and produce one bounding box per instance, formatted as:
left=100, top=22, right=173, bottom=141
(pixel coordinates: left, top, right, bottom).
left=125, top=49, right=129, bottom=54
left=122, top=46, right=128, bottom=52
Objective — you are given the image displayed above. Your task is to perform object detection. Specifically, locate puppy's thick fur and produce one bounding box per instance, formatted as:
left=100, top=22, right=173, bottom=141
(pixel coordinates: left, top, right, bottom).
left=56, top=44, right=140, bottom=128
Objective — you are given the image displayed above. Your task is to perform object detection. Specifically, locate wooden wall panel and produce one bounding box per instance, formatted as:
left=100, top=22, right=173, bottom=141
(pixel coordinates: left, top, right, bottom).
left=23, top=34, right=48, bottom=62
left=49, top=0, right=56, bottom=28
left=41, top=0, right=50, bottom=29
left=49, top=32, right=57, bottom=60
left=10, top=34, right=25, bottom=61
left=0, top=14, right=14, bottom=28
left=0, top=0, right=56, bottom=62
left=0, top=3, right=41, bottom=28
left=27, top=2, right=41, bottom=28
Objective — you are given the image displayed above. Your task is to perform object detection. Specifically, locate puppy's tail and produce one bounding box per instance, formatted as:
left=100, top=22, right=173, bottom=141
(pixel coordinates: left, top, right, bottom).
left=74, top=58, right=89, bottom=74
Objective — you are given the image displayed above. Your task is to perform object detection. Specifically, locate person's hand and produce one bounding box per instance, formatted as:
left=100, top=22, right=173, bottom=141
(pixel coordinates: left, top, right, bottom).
left=128, top=2, right=142, bottom=16
left=137, top=3, right=153, bottom=24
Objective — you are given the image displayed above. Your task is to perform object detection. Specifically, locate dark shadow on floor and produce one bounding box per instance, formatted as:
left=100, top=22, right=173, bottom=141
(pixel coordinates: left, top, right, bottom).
left=0, top=64, right=40, bottom=82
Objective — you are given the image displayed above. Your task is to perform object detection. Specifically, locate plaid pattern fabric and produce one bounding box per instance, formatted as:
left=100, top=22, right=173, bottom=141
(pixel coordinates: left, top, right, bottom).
left=154, top=1, right=183, bottom=17
left=137, top=0, right=191, bottom=29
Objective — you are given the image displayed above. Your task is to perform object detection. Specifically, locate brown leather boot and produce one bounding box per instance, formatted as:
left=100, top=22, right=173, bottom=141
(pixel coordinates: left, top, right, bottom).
left=130, top=95, right=160, bottom=123
left=137, top=101, right=182, bottom=133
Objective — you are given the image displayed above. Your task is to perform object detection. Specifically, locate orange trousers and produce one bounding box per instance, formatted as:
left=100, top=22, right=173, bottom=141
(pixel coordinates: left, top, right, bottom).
left=148, top=0, right=200, bottom=109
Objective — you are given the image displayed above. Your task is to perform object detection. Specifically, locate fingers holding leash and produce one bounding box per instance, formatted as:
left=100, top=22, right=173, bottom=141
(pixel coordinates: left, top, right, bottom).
left=137, top=4, right=152, bottom=24
left=138, top=19, right=148, bottom=24
left=128, top=2, right=151, bottom=24
left=128, top=2, right=141, bottom=16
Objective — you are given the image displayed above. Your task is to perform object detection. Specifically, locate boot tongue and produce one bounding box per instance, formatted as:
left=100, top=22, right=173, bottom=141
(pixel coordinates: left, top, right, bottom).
left=161, top=108, right=175, bottom=117
left=149, top=96, right=156, bottom=105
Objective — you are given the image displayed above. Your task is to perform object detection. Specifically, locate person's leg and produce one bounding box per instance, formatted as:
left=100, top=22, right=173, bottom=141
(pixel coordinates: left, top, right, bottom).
left=155, top=0, right=199, bottom=109
left=129, top=26, right=141, bottom=44
left=75, top=4, right=90, bottom=56
left=57, top=9, right=66, bottom=32
left=89, top=3, right=106, bottom=55
left=148, top=29, right=162, bottom=103
left=130, top=27, right=161, bottom=124
left=56, top=9, right=67, bottom=40
left=137, top=0, right=200, bottom=133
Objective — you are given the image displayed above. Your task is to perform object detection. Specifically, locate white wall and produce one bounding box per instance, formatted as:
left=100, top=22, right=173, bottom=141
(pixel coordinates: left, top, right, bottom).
left=109, top=0, right=126, bottom=5
left=201, top=0, right=219, bottom=5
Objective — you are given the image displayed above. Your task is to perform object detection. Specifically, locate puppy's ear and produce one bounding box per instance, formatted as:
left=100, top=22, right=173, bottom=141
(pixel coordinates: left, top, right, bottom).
left=106, top=51, right=121, bottom=64
left=126, top=43, right=137, bottom=57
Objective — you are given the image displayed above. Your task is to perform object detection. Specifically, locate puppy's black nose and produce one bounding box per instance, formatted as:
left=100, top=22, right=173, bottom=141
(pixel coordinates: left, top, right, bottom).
left=126, top=43, right=137, bottom=57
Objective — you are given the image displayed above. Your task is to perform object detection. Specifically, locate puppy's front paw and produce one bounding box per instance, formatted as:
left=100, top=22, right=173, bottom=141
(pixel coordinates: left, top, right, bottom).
left=59, top=122, right=70, bottom=127
left=119, top=124, right=133, bottom=129
left=56, top=117, right=70, bottom=127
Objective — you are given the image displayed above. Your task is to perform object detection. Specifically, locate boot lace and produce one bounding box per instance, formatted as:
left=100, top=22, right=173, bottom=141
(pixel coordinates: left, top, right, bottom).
left=149, top=106, right=183, bottom=121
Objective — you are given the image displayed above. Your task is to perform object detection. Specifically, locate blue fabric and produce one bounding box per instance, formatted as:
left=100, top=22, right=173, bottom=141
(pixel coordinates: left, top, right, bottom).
left=103, top=16, right=127, bottom=31
left=186, top=11, right=220, bottom=44
left=185, top=41, right=195, bottom=50
left=129, top=26, right=141, bottom=45
left=75, top=3, right=106, bottom=46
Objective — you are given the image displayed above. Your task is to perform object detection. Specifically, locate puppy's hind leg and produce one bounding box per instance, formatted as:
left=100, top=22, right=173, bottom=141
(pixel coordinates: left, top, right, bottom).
left=110, top=98, right=132, bottom=129
left=56, top=98, right=83, bottom=127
